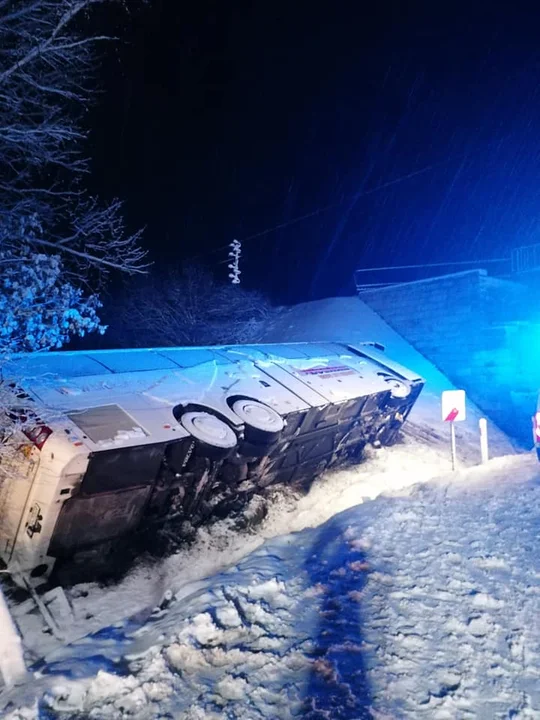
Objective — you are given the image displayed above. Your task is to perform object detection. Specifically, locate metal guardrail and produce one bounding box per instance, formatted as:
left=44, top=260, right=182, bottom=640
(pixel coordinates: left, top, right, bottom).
left=354, top=258, right=509, bottom=292
left=511, top=243, right=540, bottom=274
left=354, top=245, right=540, bottom=293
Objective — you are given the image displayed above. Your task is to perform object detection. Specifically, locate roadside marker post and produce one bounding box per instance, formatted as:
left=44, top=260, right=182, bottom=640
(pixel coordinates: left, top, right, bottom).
left=0, top=585, right=26, bottom=688
left=441, top=390, right=466, bottom=471
left=479, top=418, right=489, bottom=464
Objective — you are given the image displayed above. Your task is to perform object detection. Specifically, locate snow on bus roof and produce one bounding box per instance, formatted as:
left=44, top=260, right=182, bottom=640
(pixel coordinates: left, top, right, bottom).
left=2, top=343, right=347, bottom=382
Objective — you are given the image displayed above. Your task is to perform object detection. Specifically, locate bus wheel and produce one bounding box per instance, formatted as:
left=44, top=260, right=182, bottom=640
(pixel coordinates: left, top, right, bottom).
left=379, top=374, right=411, bottom=405
left=231, top=399, right=284, bottom=446
left=180, top=411, right=238, bottom=461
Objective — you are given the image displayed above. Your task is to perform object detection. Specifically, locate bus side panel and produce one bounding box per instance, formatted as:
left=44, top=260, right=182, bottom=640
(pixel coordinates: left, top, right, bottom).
left=48, top=486, right=153, bottom=557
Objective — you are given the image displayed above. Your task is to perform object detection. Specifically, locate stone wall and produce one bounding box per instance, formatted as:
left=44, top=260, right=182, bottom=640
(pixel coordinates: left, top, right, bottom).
left=359, top=270, right=535, bottom=445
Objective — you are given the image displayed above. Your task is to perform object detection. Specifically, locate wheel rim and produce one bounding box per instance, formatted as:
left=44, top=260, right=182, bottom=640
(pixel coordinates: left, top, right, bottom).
left=180, top=411, right=237, bottom=449
left=231, top=399, right=284, bottom=433
left=383, top=377, right=410, bottom=398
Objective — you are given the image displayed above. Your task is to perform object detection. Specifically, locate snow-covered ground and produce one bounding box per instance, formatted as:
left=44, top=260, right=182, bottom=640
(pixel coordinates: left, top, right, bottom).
left=4, top=453, right=540, bottom=719
left=2, top=295, right=537, bottom=718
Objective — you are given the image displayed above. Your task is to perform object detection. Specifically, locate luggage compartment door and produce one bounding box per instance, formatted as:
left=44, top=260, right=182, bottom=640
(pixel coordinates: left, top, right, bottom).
left=48, top=443, right=166, bottom=557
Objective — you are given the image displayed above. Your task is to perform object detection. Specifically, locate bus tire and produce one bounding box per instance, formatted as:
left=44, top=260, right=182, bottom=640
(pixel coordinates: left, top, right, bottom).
left=180, top=411, right=238, bottom=461
left=231, top=399, right=284, bottom=446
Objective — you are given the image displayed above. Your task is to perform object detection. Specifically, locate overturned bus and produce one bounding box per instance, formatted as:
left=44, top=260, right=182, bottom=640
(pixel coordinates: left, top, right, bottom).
left=0, top=342, right=423, bottom=587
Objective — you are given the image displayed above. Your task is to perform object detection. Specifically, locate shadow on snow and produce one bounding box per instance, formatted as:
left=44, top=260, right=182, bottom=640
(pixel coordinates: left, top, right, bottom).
left=301, top=513, right=372, bottom=719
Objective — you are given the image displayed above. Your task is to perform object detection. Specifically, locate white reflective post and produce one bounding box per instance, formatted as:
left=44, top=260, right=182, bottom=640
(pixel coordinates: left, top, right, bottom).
left=0, top=586, right=26, bottom=688
left=450, top=421, right=457, bottom=471
left=479, top=417, right=489, bottom=464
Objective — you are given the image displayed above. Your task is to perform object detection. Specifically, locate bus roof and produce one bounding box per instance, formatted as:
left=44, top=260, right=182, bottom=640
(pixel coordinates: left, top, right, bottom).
left=1, top=343, right=347, bottom=380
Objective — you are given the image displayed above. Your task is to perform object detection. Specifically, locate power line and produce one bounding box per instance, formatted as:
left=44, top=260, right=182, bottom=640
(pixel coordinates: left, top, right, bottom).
left=242, top=201, right=338, bottom=243
left=196, top=201, right=340, bottom=263
left=190, top=160, right=444, bottom=264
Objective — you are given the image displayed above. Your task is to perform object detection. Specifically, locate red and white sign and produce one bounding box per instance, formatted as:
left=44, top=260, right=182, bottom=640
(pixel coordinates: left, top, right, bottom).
left=441, top=389, right=466, bottom=422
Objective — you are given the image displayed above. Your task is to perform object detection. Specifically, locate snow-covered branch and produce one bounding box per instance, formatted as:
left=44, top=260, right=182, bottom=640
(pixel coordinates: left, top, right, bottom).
left=0, top=0, right=147, bottom=277
left=0, top=2, right=109, bottom=84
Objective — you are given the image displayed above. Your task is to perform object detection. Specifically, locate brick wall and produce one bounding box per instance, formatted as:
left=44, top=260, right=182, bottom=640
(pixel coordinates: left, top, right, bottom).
left=359, top=270, right=534, bottom=445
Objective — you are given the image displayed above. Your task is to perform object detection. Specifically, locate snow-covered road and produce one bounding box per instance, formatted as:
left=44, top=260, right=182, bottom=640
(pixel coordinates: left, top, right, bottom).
left=360, top=454, right=540, bottom=719
left=3, top=452, right=540, bottom=719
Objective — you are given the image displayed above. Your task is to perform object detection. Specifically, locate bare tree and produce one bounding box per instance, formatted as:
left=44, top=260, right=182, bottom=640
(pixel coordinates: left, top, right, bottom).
left=0, top=2, right=149, bottom=466
left=107, top=265, right=276, bottom=348
left=0, top=0, right=148, bottom=279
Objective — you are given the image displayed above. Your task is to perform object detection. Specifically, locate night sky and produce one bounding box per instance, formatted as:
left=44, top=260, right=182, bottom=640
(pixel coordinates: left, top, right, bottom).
left=90, top=1, right=540, bottom=304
